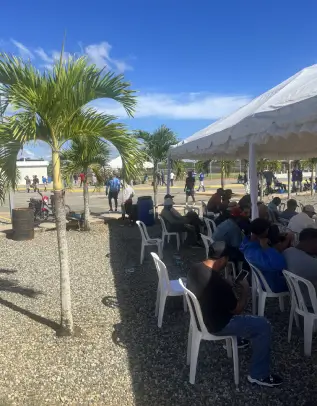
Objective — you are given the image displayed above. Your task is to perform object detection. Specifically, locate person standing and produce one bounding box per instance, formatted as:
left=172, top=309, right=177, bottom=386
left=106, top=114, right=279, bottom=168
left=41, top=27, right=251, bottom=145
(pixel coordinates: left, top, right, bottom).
left=42, top=175, right=47, bottom=191
left=161, top=170, right=167, bottom=186
left=25, top=175, right=31, bottom=193
left=156, top=172, right=161, bottom=187
left=73, top=174, right=78, bottom=186
left=197, top=172, right=205, bottom=192
left=185, top=171, right=196, bottom=204
left=106, top=173, right=121, bottom=212
left=79, top=172, right=85, bottom=187
left=170, top=171, right=175, bottom=187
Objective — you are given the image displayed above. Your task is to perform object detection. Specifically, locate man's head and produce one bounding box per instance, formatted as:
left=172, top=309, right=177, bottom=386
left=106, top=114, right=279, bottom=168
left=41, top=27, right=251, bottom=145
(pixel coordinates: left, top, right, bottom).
left=287, top=199, right=298, bottom=212
left=250, top=218, right=271, bottom=239
left=203, top=241, right=229, bottom=271
left=303, top=205, right=316, bottom=218
left=298, top=228, right=317, bottom=255
left=216, top=188, right=224, bottom=196
left=224, top=189, right=233, bottom=199
left=272, top=197, right=281, bottom=206
left=112, top=172, right=118, bottom=178
left=227, top=201, right=238, bottom=212
left=163, top=194, right=174, bottom=207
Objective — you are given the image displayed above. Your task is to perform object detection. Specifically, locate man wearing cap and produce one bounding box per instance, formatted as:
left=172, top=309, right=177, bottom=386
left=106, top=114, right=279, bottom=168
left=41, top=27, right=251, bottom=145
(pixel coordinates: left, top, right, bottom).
left=160, top=194, right=201, bottom=245
left=207, top=188, right=224, bottom=213
left=280, top=199, right=298, bottom=221
left=288, top=205, right=317, bottom=234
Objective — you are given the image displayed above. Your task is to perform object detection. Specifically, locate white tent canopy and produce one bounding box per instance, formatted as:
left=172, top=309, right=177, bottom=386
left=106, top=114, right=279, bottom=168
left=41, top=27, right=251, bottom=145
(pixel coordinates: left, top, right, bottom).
left=170, top=64, right=317, bottom=161
left=108, top=156, right=154, bottom=170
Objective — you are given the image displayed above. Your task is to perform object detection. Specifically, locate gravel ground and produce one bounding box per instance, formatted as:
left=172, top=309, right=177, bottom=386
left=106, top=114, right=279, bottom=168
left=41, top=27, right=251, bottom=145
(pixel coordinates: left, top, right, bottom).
left=0, top=197, right=316, bottom=405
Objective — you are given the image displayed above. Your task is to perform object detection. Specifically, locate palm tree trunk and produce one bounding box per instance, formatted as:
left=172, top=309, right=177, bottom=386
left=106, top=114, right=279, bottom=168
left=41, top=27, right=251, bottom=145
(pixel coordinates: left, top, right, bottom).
left=153, top=162, right=158, bottom=216
left=52, top=149, right=74, bottom=335
left=220, top=161, right=225, bottom=189
left=83, top=179, right=90, bottom=231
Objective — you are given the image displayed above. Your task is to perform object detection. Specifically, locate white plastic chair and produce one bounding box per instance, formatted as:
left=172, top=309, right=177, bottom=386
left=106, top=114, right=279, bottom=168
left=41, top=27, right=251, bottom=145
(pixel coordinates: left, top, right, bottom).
left=248, top=262, right=289, bottom=316
left=184, top=206, right=200, bottom=217
left=203, top=217, right=216, bottom=239
left=202, top=201, right=215, bottom=218
left=200, top=234, right=213, bottom=259
left=179, top=279, right=239, bottom=386
left=136, top=221, right=163, bottom=264
left=151, top=253, right=187, bottom=328
left=283, top=270, right=317, bottom=356
left=158, top=215, right=180, bottom=251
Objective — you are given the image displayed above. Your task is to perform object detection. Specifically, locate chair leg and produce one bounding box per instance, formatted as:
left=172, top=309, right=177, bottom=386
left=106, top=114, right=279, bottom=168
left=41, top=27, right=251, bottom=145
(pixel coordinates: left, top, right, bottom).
left=140, top=243, right=145, bottom=264
left=167, top=235, right=170, bottom=243
left=279, top=296, right=285, bottom=312
left=187, top=324, right=192, bottom=365
left=304, top=317, right=314, bottom=356
left=189, top=333, right=201, bottom=384
left=157, top=292, right=167, bottom=328
left=162, top=234, right=165, bottom=250
left=176, top=234, right=180, bottom=251
left=155, top=285, right=160, bottom=317
left=158, top=242, right=163, bottom=259
left=258, top=293, right=267, bottom=316
left=252, top=282, right=257, bottom=315
left=226, top=338, right=232, bottom=358
left=231, top=337, right=240, bottom=387
left=288, top=305, right=294, bottom=343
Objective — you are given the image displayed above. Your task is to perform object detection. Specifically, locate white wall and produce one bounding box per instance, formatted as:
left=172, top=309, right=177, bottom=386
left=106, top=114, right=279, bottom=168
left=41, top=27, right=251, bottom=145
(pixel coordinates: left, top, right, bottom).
left=17, top=161, right=49, bottom=184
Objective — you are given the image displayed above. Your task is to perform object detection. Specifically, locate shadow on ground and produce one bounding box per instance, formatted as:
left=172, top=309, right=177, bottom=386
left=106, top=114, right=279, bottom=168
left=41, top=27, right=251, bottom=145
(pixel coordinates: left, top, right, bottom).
left=105, top=218, right=317, bottom=406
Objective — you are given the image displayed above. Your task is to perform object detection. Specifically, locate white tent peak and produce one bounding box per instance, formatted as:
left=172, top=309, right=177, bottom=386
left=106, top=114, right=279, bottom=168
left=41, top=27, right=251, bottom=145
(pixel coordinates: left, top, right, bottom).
left=108, top=156, right=153, bottom=169
left=170, top=64, right=317, bottom=160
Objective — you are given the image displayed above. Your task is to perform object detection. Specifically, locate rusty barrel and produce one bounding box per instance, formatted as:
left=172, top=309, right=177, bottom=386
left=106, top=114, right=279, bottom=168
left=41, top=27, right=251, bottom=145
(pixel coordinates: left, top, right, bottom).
left=11, top=208, right=34, bottom=241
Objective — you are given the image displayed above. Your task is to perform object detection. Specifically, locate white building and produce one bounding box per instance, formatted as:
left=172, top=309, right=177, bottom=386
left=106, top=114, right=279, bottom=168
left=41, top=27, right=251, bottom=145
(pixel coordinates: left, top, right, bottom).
left=17, top=159, right=49, bottom=184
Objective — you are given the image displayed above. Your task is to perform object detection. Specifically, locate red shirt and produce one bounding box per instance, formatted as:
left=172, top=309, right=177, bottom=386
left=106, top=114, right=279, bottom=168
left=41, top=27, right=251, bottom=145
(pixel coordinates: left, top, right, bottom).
left=79, top=173, right=85, bottom=181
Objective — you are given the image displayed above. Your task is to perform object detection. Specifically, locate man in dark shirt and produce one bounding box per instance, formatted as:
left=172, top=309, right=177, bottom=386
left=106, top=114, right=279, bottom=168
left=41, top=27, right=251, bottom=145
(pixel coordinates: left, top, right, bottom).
left=185, top=171, right=196, bottom=203
left=187, top=256, right=283, bottom=387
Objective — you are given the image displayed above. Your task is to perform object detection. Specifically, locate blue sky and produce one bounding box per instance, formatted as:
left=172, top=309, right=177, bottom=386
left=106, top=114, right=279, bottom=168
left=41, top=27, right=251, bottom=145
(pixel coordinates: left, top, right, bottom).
left=1, top=0, right=317, bottom=159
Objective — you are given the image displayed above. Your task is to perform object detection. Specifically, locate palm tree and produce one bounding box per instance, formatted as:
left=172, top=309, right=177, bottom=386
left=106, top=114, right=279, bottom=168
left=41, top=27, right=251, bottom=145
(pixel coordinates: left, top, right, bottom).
left=219, top=160, right=234, bottom=188
left=0, top=51, right=140, bottom=335
left=135, top=126, right=178, bottom=213
left=302, top=158, right=317, bottom=195
left=172, top=159, right=185, bottom=180
left=62, top=137, right=110, bottom=231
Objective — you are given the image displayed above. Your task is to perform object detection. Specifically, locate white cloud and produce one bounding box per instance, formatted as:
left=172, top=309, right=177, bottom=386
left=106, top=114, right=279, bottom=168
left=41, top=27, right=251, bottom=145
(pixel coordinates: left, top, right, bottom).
left=22, top=148, right=35, bottom=158
left=85, top=41, right=132, bottom=73
left=93, top=92, right=251, bottom=120
left=11, top=39, right=34, bottom=59
left=34, top=47, right=53, bottom=63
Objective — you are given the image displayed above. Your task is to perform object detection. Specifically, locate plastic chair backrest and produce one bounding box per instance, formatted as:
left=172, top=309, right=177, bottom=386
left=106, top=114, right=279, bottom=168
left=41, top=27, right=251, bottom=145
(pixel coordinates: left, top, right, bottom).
left=158, top=216, right=168, bottom=234
left=204, top=217, right=216, bottom=239
left=151, top=252, right=171, bottom=291
left=200, top=233, right=213, bottom=247
left=247, top=261, right=273, bottom=294
left=283, top=270, right=317, bottom=315
left=202, top=201, right=207, bottom=216
left=179, top=278, right=209, bottom=335
left=136, top=220, right=150, bottom=242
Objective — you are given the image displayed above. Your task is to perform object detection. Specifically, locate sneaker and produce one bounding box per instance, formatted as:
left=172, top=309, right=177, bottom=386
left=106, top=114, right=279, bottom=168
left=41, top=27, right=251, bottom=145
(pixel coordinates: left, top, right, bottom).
left=247, top=374, right=283, bottom=387
left=115, top=208, right=117, bottom=212
left=109, top=209, right=113, bottom=212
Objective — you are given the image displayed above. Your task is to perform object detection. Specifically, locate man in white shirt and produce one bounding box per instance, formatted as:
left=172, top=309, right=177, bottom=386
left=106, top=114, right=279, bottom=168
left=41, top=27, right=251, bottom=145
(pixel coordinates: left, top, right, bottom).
left=170, top=171, right=175, bottom=187
left=288, top=205, right=317, bottom=234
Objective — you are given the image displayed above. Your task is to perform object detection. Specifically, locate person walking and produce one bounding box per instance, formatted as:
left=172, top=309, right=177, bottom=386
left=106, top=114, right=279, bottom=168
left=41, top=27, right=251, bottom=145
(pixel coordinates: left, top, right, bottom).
left=170, top=171, right=175, bottom=187
left=156, top=172, right=161, bottom=187
left=161, top=170, right=167, bottom=186
left=106, top=173, right=121, bottom=212
left=185, top=171, right=196, bottom=204
left=25, top=175, right=31, bottom=193
left=197, top=172, right=205, bottom=192
left=79, top=172, right=85, bottom=187
left=42, top=175, right=47, bottom=191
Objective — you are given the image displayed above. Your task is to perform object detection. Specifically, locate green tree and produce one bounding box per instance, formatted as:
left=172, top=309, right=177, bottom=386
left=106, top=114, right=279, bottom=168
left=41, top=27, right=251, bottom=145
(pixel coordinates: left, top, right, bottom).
left=302, top=158, right=317, bottom=195
left=135, top=126, right=178, bottom=213
left=62, top=137, right=110, bottom=231
left=0, top=50, right=141, bottom=335
left=195, top=160, right=211, bottom=175
left=219, top=160, right=234, bottom=188
left=172, top=159, right=185, bottom=180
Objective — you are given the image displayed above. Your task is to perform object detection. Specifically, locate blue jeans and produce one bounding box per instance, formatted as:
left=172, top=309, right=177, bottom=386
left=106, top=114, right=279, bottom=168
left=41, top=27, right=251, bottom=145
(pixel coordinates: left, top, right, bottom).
left=215, top=315, right=271, bottom=379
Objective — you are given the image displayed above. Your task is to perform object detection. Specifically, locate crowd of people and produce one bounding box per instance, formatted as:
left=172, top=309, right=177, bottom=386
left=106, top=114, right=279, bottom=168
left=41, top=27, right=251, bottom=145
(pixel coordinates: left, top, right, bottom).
left=183, top=188, right=317, bottom=388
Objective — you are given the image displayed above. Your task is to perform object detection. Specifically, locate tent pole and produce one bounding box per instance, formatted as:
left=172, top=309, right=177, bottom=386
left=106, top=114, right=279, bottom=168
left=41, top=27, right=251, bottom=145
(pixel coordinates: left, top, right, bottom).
left=167, top=157, right=171, bottom=195
left=287, top=161, right=291, bottom=199
left=249, top=143, right=259, bottom=219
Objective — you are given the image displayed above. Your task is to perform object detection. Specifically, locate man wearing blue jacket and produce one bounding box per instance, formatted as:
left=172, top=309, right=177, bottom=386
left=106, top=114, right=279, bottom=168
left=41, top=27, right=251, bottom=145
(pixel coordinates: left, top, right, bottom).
left=240, top=218, right=291, bottom=293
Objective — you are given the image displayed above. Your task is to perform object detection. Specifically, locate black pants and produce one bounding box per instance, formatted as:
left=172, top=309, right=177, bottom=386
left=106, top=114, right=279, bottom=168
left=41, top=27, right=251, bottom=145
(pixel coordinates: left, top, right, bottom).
left=170, top=179, right=174, bottom=186
left=109, top=191, right=118, bottom=210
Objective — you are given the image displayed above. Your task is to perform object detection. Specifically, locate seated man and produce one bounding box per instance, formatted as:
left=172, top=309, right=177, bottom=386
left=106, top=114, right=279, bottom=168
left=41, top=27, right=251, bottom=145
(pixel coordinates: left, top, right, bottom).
left=268, top=197, right=281, bottom=222
left=238, top=194, right=251, bottom=210
left=207, top=188, right=224, bottom=213
left=280, top=199, right=298, bottom=221
left=212, top=208, right=244, bottom=264
left=240, top=218, right=289, bottom=293
left=288, top=205, right=317, bottom=234
left=160, top=194, right=201, bottom=245
left=187, top=253, right=282, bottom=387
left=284, top=228, right=317, bottom=305
left=220, top=189, right=233, bottom=211
left=215, top=201, right=238, bottom=226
